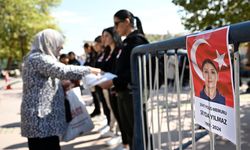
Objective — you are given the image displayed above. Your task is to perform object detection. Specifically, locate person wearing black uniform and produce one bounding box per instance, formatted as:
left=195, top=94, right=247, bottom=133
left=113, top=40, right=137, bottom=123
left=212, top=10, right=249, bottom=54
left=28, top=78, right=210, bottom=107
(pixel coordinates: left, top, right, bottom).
left=91, top=36, right=111, bottom=126
left=102, top=27, right=130, bottom=146
left=83, top=43, right=102, bottom=117
left=100, top=9, right=149, bottom=150
left=68, top=51, right=81, bottom=66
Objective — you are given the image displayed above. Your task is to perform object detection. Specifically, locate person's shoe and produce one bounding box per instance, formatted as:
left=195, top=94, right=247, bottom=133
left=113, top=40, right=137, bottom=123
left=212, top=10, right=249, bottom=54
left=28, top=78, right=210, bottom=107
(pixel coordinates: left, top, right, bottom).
left=99, top=125, right=110, bottom=134
left=100, top=130, right=115, bottom=138
left=105, top=135, right=121, bottom=145
left=90, top=110, right=101, bottom=118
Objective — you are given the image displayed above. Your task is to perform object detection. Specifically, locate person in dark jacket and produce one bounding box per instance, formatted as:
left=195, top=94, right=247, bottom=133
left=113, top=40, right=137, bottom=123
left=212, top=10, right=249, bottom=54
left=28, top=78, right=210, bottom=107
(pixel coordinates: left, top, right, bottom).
left=90, top=36, right=111, bottom=127
left=102, top=26, right=129, bottom=144
left=99, top=9, right=149, bottom=150
left=83, top=42, right=104, bottom=117
left=83, top=43, right=97, bottom=67
left=68, top=51, right=81, bottom=66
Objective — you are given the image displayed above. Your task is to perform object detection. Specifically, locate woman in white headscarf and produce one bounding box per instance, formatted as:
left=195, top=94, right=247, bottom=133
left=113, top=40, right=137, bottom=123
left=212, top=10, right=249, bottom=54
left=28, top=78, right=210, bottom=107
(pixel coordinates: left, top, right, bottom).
left=21, top=29, right=100, bottom=150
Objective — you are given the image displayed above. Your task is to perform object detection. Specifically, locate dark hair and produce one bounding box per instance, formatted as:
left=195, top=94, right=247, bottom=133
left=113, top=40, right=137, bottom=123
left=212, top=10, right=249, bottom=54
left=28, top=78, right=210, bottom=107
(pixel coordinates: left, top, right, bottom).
left=59, top=54, right=68, bottom=60
left=102, top=27, right=122, bottom=48
left=114, top=9, right=144, bottom=35
left=83, top=43, right=90, bottom=48
left=202, top=59, right=218, bottom=72
left=94, top=35, right=102, bottom=43
left=68, top=51, right=75, bottom=56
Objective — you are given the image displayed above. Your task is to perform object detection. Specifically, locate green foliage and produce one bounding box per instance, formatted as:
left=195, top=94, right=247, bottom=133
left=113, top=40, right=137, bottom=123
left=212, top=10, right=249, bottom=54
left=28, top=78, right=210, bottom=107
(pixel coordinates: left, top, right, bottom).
left=0, top=0, right=61, bottom=61
left=172, top=0, right=250, bottom=32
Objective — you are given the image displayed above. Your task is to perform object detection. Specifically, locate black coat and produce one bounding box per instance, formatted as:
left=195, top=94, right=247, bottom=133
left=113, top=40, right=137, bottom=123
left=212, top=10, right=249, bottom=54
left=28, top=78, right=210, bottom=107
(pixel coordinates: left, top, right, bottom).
left=102, top=46, right=120, bottom=73
left=113, top=30, right=149, bottom=91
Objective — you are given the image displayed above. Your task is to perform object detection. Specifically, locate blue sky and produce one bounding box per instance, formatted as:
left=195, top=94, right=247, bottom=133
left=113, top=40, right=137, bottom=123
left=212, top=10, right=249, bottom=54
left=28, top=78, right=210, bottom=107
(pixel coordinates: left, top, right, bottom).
left=52, top=0, right=186, bottom=55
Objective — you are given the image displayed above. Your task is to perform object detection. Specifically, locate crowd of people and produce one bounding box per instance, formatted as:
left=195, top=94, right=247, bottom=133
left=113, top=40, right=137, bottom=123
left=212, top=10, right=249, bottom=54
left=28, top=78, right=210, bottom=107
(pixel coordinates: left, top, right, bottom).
left=21, top=9, right=149, bottom=150
left=19, top=8, right=250, bottom=150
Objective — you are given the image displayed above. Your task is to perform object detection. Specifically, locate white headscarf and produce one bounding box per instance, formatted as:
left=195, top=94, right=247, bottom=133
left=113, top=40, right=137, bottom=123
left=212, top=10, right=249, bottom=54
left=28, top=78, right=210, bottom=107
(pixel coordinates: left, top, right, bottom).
left=30, top=29, right=64, bottom=59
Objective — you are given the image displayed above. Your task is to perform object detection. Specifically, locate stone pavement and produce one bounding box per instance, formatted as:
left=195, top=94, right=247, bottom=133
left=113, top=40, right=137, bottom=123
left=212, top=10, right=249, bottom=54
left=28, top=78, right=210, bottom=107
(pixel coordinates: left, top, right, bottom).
left=0, top=77, right=250, bottom=150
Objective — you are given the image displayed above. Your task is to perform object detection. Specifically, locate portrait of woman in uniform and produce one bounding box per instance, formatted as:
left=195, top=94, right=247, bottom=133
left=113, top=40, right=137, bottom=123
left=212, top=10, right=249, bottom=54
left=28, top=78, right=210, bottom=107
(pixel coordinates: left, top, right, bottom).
left=199, top=59, right=225, bottom=105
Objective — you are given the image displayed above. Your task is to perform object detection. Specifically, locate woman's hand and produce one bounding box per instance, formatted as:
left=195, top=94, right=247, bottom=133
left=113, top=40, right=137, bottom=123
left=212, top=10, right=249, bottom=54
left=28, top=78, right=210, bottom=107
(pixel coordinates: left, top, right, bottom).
left=89, top=67, right=101, bottom=75
left=99, top=80, right=113, bottom=89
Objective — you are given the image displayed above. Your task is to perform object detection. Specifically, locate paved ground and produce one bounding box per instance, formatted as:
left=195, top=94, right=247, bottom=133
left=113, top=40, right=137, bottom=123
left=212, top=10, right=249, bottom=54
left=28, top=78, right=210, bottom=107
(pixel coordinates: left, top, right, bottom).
left=0, top=77, right=250, bottom=150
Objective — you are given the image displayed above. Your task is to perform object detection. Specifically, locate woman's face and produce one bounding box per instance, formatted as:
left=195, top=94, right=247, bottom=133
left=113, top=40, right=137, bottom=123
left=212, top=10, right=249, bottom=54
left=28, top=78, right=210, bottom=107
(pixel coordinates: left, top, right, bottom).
left=102, top=31, right=113, bottom=47
left=202, top=63, right=218, bottom=89
left=114, top=17, right=127, bottom=36
left=60, top=57, right=69, bottom=65
left=84, top=46, right=91, bottom=54
left=94, top=42, right=103, bottom=53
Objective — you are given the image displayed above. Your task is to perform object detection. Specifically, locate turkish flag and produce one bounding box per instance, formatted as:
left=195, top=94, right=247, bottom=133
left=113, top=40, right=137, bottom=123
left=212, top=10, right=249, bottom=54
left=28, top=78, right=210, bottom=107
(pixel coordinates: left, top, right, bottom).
left=186, top=27, right=234, bottom=107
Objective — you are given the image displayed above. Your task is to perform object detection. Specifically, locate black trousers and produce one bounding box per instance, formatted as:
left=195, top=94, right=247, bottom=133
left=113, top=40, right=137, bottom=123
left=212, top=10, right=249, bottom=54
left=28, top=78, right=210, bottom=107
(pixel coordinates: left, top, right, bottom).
left=91, top=91, right=101, bottom=113
left=117, top=89, right=134, bottom=149
left=109, top=89, right=128, bottom=145
left=28, top=136, right=60, bottom=150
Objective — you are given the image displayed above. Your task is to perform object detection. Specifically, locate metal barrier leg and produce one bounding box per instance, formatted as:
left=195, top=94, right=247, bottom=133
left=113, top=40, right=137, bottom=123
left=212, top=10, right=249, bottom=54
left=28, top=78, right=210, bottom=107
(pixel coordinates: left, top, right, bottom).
left=208, top=86, right=215, bottom=150
left=164, top=54, right=172, bottom=150
left=234, top=43, right=241, bottom=150
left=155, top=56, right=162, bottom=149
left=138, top=56, right=147, bottom=150
left=149, top=54, right=156, bottom=149
left=175, top=51, right=182, bottom=150
left=143, top=55, right=151, bottom=150
left=180, top=56, right=187, bottom=91
left=190, top=70, right=196, bottom=150
left=208, top=132, right=215, bottom=150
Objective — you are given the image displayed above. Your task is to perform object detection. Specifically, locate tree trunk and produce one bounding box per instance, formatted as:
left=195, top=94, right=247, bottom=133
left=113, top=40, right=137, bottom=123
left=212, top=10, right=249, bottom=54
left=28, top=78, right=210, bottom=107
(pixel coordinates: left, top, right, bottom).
left=6, top=57, right=13, bottom=70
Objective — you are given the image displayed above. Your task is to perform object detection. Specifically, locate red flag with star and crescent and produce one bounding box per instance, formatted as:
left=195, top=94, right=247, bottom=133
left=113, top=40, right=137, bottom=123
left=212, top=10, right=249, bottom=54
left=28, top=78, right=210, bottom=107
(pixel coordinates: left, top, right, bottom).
left=187, top=27, right=234, bottom=108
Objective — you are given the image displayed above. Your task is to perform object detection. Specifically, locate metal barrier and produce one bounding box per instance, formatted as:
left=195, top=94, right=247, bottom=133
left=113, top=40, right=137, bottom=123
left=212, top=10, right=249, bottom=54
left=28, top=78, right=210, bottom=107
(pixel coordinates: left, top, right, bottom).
left=131, top=21, right=250, bottom=150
